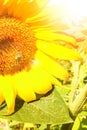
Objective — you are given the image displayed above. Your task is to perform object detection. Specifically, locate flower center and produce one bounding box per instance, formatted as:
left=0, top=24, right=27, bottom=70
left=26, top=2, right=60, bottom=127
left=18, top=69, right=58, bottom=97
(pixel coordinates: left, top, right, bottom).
left=0, top=17, right=37, bottom=75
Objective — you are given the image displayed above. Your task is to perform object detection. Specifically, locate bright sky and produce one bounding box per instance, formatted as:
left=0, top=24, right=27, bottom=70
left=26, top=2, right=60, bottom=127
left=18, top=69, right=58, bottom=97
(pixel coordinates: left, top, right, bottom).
left=47, top=0, right=87, bottom=24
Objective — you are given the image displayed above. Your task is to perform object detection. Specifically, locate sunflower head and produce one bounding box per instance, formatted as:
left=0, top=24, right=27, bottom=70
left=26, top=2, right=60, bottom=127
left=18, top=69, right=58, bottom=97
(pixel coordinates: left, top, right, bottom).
left=0, top=0, right=82, bottom=115
left=0, top=17, right=37, bottom=75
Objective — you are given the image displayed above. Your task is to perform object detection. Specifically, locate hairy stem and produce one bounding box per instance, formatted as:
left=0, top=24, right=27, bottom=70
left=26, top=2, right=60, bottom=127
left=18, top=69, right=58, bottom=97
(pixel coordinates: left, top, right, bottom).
left=69, top=61, right=80, bottom=105
left=69, top=85, right=87, bottom=117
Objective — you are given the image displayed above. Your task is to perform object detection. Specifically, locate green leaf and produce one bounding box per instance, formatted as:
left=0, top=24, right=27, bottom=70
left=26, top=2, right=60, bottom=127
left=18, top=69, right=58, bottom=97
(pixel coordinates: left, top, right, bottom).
left=0, top=88, right=72, bottom=124
left=72, top=110, right=87, bottom=130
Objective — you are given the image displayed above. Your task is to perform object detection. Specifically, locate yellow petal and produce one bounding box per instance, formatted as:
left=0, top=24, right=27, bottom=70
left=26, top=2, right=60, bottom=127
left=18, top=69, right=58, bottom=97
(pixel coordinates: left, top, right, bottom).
left=34, top=50, right=69, bottom=81
left=25, top=5, right=49, bottom=22
left=36, top=32, right=76, bottom=45
left=35, top=0, right=49, bottom=8
left=3, top=0, right=9, bottom=5
left=26, top=0, right=67, bottom=31
left=0, top=0, right=8, bottom=16
left=25, top=2, right=57, bottom=24
left=0, top=75, right=16, bottom=115
left=14, top=71, right=36, bottom=102
left=0, top=84, right=4, bottom=105
left=28, top=68, right=53, bottom=94
left=7, top=0, right=45, bottom=21
left=29, top=65, right=65, bottom=93
left=5, top=0, right=18, bottom=16
left=36, top=40, right=82, bottom=60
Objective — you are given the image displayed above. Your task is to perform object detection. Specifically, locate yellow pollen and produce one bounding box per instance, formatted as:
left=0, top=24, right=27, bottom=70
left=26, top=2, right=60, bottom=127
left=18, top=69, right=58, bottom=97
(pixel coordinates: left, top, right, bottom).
left=0, top=17, right=37, bottom=75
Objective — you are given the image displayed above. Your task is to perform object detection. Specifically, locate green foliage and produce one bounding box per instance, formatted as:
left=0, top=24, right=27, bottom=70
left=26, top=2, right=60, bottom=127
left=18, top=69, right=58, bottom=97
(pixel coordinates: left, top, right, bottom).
left=0, top=88, right=72, bottom=124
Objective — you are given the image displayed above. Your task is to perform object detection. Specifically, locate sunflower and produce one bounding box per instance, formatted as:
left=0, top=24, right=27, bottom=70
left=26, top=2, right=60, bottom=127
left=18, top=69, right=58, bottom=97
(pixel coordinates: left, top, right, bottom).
left=0, top=0, right=82, bottom=115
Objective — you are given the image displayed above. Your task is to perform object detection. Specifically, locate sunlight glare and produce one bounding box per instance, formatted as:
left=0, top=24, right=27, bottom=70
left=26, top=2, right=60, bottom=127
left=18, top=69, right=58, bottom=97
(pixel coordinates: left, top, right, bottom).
left=47, top=0, right=87, bottom=24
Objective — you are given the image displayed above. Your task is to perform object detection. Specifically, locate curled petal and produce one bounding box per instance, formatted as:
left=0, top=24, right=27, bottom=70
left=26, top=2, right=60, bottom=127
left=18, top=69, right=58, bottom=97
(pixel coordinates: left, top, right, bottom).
left=36, top=40, right=82, bottom=60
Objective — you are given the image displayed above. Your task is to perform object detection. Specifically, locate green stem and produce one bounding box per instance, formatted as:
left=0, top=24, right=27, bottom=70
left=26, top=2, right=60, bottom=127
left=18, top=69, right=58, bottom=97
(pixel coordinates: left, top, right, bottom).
left=69, top=61, right=80, bottom=105
left=69, top=85, right=87, bottom=117
left=62, top=85, right=87, bottom=130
